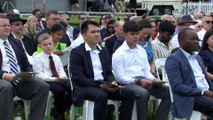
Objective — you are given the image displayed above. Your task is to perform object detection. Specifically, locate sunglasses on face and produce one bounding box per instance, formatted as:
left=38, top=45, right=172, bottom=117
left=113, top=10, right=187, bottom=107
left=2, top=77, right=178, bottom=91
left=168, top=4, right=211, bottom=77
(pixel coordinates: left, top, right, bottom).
left=80, top=17, right=86, bottom=20
left=205, top=21, right=213, bottom=24
left=108, top=26, right=114, bottom=28
left=11, top=23, right=23, bottom=26
left=197, top=25, right=203, bottom=28
left=168, top=21, right=175, bottom=24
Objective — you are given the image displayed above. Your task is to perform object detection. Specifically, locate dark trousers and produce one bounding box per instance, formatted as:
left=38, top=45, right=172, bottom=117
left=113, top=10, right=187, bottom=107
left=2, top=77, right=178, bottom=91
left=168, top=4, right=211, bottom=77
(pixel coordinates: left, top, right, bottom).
left=84, top=87, right=134, bottom=120
left=125, top=84, right=171, bottom=120
left=194, top=96, right=213, bottom=119
left=0, top=79, right=49, bottom=120
left=48, top=80, right=72, bottom=114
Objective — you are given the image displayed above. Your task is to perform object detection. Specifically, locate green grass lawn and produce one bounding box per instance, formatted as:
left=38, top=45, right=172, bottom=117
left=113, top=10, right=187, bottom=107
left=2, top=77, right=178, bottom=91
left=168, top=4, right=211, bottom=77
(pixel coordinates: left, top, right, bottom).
left=14, top=104, right=155, bottom=120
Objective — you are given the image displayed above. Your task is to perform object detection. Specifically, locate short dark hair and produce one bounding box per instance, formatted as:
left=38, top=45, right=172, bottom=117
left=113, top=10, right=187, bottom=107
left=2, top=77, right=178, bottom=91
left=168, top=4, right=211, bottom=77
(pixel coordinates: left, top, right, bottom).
left=200, top=29, right=213, bottom=51
left=178, top=28, right=194, bottom=44
left=107, top=20, right=116, bottom=27
left=80, top=20, right=99, bottom=34
left=138, top=20, right=151, bottom=30
left=123, top=21, right=140, bottom=33
left=51, top=23, right=65, bottom=33
left=78, top=13, right=87, bottom=19
left=32, top=9, right=41, bottom=15
left=46, top=10, right=59, bottom=19
left=60, top=20, right=68, bottom=28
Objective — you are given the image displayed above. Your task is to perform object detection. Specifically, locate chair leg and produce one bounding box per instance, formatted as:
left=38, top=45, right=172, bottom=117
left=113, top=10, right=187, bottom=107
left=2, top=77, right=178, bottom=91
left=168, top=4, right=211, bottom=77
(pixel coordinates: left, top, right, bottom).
left=190, top=111, right=202, bottom=120
left=83, top=101, right=94, bottom=120
left=23, top=100, right=29, bottom=120
left=107, top=100, right=120, bottom=120
left=131, top=101, right=137, bottom=120
left=44, top=92, right=54, bottom=119
left=69, top=105, right=75, bottom=120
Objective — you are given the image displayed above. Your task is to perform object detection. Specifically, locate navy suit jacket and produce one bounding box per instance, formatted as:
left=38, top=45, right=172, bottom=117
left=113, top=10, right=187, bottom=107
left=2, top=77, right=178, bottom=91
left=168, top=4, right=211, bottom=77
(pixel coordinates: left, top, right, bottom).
left=0, top=36, right=33, bottom=79
left=104, top=34, right=117, bottom=57
left=69, top=43, right=115, bottom=106
left=73, top=25, right=80, bottom=40
left=165, top=49, right=213, bottom=118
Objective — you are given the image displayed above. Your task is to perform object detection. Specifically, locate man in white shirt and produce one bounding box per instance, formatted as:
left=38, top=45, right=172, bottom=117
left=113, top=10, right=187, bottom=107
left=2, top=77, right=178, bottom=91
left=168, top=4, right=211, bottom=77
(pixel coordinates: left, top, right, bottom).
left=197, top=15, right=213, bottom=46
left=171, top=15, right=197, bottom=47
left=112, top=21, right=171, bottom=120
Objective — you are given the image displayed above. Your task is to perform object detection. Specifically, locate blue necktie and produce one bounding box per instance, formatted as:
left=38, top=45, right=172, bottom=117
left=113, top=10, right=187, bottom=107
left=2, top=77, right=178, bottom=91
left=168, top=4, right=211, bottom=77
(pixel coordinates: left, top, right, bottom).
left=4, top=41, right=19, bottom=85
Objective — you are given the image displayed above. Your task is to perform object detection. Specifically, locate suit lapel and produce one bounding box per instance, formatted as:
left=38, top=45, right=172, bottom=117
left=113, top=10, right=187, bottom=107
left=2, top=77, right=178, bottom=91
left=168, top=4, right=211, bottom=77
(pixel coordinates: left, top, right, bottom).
left=81, top=42, right=94, bottom=74
left=196, top=55, right=208, bottom=78
left=99, top=49, right=105, bottom=74
left=0, top=49, right=2, bottom=70
left=178, top=49, right=197, bottom=84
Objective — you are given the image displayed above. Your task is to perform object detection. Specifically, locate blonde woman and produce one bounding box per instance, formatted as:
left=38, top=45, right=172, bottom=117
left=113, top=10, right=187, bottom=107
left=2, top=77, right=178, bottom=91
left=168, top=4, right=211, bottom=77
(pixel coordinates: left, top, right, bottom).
left=23, top=15, right=38, bottom=56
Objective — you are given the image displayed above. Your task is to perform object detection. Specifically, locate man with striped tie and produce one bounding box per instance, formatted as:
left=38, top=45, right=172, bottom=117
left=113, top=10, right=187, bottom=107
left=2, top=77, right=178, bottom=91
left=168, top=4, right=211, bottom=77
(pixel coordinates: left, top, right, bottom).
left=0, top=15, right=49, bottom=120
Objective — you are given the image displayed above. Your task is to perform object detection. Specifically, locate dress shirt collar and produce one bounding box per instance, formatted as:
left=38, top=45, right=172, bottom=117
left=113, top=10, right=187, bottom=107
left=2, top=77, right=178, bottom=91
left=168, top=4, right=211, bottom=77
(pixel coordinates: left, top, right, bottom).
left=41, top=51, right=53, bottom=58
left=122, top=41, right=140, bottom=51
left=85, top=42, right=102, bottom=52
left=156, top=37, right=172, bottom=48
left=0, top=38, right=10, bottom=46
left=0, top=38, right=6, bottom=46
left=180, top=48, right=197, bottom=59
left=11, top=32, right=23, bottom=40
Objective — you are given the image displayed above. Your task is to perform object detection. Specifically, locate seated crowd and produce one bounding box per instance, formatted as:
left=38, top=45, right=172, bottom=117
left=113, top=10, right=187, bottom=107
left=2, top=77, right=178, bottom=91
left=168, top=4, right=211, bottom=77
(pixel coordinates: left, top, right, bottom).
left=1, top=7, right=213, bottom=120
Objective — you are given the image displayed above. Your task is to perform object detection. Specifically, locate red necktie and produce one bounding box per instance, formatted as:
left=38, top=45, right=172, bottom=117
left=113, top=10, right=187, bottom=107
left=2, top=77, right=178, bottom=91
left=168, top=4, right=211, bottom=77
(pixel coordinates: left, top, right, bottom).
left=49, top=56, right=59, bottom=77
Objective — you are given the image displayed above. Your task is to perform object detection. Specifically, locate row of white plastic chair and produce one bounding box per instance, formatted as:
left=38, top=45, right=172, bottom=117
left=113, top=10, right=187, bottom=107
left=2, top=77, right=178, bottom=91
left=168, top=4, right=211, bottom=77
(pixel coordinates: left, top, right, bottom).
left=15, top=58, right=203, bottom=120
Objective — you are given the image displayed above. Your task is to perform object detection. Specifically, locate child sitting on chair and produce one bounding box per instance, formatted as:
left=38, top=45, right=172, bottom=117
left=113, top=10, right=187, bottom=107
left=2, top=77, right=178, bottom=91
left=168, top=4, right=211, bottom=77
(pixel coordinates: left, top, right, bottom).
left=33, top=32, right=71, bottom=120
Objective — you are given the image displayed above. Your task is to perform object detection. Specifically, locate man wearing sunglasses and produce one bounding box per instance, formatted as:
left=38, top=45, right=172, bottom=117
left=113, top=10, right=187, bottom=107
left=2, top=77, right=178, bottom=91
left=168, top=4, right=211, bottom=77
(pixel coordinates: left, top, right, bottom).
left=197, top=15, right=213, bottom=46
left=171, top=15, right=197, bottom=47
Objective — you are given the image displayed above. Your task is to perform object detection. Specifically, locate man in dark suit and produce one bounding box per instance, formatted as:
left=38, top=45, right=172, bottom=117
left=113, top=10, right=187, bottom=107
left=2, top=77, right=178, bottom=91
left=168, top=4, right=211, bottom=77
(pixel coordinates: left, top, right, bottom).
left=165, top=28, right=213, bottom=119
left=32, top=9, right=47, bottom=32
left=105, top=21, right=125, bottom=57
left=69, top=20, right=134, bottom=120
left=73, top=13, right=88, bottom=40
left=0, top=15, right=49, bottom=120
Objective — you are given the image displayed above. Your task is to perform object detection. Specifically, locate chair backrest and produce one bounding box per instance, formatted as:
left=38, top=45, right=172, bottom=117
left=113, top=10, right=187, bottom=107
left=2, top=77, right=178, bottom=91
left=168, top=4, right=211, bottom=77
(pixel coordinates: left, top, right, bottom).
left=155, top=58, right=174, bottom=102
left=155, top=58, right=167, bottom=82
left=67, top=58, right=73, bottom=92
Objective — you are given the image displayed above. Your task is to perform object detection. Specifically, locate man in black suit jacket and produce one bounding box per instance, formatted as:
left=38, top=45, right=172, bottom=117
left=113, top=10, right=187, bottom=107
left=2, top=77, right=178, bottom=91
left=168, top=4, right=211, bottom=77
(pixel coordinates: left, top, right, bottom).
left=69, top=20, right=134, bottom=120
left=105, top=21, right=125, bottom=57
left=0, top=15, right=49, bottom=120
left=73, top=13, right=88, bottom=40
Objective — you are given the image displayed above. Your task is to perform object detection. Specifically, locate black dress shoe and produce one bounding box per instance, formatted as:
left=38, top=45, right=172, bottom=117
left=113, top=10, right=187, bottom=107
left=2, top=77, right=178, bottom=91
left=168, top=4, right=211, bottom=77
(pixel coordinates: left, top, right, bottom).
left=51, top=107, right=65, bottom=120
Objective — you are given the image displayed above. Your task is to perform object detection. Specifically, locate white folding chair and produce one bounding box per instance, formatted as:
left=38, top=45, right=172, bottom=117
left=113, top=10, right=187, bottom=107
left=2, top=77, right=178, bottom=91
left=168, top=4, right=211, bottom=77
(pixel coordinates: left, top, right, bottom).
left=155, top=58, right=203, bottom=120
left=44, top=91, right=54, bottom=119
left=67, top=63, right=120, bottom=120
left=13, top=96, right=29, bottom=120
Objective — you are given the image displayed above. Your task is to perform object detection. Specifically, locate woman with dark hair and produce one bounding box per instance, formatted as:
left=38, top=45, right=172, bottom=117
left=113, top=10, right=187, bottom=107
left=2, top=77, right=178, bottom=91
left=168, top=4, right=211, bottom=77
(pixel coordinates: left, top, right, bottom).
left=101, top=19, right=116, bottom=40
left=37, top=23, right=67, bottom=56
left=199, top=29, right=213, bottom=80
left=99, top=15, right=107, bottom=29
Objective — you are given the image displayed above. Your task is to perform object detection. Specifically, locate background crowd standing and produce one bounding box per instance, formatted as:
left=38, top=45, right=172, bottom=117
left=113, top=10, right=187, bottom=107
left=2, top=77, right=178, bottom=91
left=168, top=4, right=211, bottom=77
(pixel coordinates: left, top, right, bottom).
left=1, top=3, right=213, bottom=120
